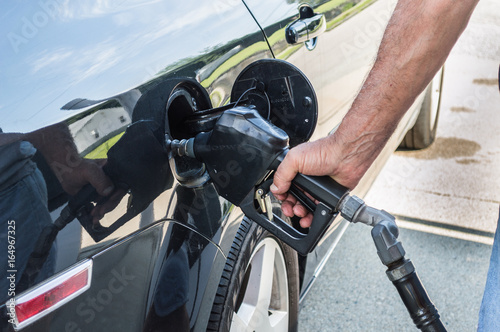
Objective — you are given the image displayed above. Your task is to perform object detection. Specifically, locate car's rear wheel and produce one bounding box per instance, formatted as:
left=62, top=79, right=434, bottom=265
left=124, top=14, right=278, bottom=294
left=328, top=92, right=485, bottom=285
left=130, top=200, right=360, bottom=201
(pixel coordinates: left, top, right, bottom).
left=399, top=66, right=444, bottom=150
left=208, top=218, right=299, bottom=332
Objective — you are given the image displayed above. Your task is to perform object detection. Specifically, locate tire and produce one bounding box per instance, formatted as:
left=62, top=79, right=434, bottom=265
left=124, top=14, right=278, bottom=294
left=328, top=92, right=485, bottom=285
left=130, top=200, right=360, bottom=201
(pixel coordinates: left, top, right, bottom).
left=207, top=218, right=299, bottom=332
left=399, top=66, right=444, bottom=150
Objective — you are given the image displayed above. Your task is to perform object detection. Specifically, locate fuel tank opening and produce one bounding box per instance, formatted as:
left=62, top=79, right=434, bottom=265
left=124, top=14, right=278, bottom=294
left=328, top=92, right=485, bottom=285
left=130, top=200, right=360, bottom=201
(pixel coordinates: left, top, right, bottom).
left=164, top=81, right=212, bottom=186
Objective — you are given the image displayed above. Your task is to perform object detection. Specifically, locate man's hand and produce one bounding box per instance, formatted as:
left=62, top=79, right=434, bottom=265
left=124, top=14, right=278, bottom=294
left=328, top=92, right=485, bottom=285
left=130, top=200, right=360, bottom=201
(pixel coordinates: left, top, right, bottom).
left=271, top=133, right=368, bottom=228
left=58, top=158, right=114, bottom=197
left=22, top=123, right=122, bottom=222
left=61, top=158, right=125, bottom=225
left=23, top=124, right=114, bottom=197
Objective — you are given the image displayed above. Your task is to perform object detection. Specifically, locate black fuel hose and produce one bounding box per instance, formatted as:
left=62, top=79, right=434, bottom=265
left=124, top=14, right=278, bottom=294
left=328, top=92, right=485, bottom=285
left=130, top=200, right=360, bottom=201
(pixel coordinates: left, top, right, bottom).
left=387, top=259, right=447, bottom=332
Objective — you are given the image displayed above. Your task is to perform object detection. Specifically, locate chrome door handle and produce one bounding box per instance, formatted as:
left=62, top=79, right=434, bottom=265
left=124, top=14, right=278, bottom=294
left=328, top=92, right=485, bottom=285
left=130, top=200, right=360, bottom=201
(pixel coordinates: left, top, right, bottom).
left=286, top=13, right=326, bottom=44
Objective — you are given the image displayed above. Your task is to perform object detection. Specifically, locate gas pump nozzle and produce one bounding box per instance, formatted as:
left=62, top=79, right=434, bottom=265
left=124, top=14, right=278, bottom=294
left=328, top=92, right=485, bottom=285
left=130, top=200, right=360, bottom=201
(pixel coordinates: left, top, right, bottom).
left=167, top=106, right=350, bottom=255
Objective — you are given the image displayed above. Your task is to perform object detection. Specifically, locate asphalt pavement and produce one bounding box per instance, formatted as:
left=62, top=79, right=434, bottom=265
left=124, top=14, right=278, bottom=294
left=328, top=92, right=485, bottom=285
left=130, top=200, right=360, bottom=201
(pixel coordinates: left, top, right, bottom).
left=299, top=0, right=500, bottom=331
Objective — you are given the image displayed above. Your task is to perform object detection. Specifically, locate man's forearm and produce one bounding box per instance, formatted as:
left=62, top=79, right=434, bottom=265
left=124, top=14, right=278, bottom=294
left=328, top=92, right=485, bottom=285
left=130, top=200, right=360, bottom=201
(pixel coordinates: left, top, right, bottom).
left=0, top=123, right=73, bottom=153
left=330, top=0, right=479, bottom=185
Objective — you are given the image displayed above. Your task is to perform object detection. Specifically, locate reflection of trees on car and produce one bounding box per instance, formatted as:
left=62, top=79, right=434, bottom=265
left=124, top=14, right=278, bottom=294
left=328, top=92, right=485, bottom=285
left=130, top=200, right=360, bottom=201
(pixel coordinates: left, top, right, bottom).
left=151, top=30, right=270, bottom=107
left=285, top=0, right=362, bottom=13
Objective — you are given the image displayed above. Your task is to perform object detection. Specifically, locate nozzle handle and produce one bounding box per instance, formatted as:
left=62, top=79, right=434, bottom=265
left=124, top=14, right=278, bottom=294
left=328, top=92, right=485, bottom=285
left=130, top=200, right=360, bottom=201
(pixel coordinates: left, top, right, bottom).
left=292, top=173, right=349, bottom=212
left=239, top=172, right=350, bottom=255
left=240, top=185, right=338, bottom=255
left=273, top=151, right=349, bottom=212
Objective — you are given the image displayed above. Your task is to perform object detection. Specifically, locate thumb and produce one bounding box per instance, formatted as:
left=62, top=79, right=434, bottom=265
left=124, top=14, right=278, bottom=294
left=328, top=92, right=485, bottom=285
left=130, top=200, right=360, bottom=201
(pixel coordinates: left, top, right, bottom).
left=82, top=160, right=115, bottom=196
left=271, top=147, right=303, bottom=197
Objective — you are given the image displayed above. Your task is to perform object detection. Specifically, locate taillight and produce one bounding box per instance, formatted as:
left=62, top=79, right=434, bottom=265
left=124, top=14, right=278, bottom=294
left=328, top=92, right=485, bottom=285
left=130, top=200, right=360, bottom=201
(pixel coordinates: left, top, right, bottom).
left=9, top=259, right=92, bottom=330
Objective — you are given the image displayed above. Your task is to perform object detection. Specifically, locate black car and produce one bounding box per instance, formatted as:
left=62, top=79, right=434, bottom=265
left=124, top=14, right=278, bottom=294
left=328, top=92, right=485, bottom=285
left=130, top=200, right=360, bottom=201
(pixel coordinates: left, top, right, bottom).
left=0, top=0, right=441, bottom=331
